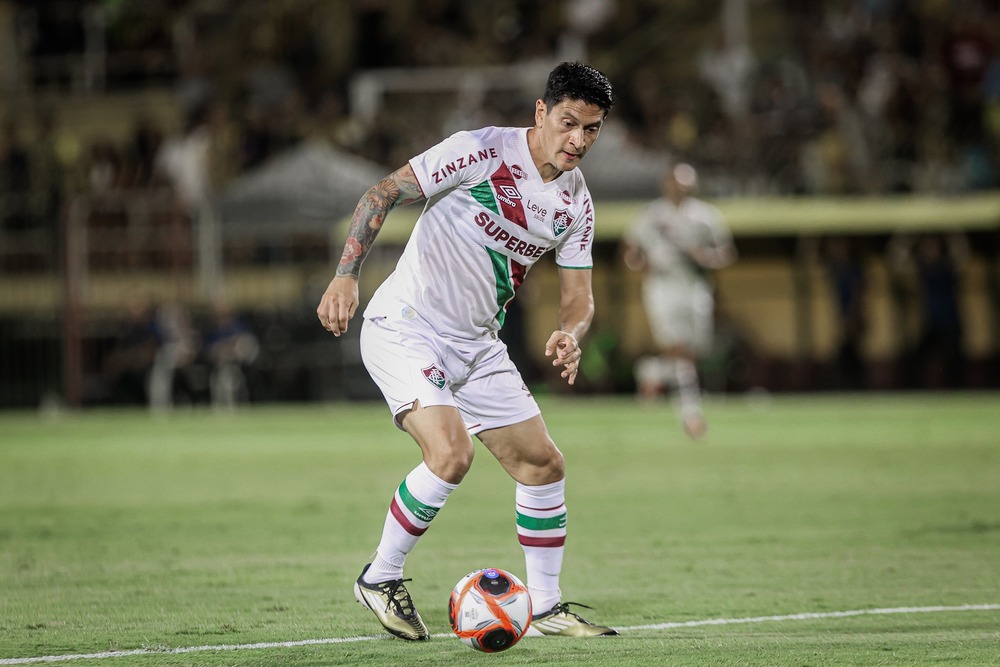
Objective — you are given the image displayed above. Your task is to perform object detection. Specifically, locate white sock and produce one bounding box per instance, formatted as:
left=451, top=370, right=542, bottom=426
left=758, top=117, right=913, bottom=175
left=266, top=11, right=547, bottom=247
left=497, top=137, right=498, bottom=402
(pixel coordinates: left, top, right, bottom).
left=674, top=359, right=702, bottom=417
left=516, top=479, right=566, bottom=614
left=363, top=462, right=457, bottom=584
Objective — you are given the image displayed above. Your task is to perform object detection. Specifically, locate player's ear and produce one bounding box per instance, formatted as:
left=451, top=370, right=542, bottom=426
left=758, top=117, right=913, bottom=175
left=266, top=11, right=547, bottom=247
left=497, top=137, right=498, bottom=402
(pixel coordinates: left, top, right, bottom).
left=534, top=99, right=546, bottom=127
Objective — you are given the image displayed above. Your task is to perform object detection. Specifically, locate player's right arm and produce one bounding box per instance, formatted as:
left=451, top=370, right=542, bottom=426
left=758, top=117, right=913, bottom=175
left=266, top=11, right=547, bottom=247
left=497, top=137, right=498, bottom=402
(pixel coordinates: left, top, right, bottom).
left=687, top=239, right=736, bottom=270
left=681, top=206, right=736, bottom=270
left=317, top=164, right=425, bottom=336
left=622, top=202, right=657, bottom=272
left=621, top=240, right=647, bottom=272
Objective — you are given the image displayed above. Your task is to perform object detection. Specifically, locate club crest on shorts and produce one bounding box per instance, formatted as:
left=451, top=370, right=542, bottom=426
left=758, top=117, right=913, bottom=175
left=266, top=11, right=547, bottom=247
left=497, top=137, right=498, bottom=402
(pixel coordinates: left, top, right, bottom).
left=422, top=364, right=447, bottom=389
left=553, top=209, right=573, bottom=237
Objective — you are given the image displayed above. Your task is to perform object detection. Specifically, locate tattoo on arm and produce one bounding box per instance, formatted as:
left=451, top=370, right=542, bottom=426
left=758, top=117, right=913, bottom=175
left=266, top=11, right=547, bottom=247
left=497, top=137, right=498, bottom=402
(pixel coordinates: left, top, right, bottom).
left=336, top=168, right=425, bottom=278
left=392, top=168, right=424, bottom=208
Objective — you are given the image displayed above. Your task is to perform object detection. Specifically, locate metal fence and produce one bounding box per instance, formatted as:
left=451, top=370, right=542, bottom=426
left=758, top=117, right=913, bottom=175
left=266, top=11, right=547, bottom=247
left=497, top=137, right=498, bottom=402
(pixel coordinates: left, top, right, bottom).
left=4, top=183, right=1000, bottom=410
left=0, top=186, right=382, bottom=410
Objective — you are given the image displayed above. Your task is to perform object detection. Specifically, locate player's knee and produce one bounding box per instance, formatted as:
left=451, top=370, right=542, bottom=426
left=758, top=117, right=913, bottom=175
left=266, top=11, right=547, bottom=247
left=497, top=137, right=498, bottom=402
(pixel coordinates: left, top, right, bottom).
left=426, top=439, right=474, bottom=484
left=548, top=448, right=566, bottom=479
left=533, top=444, right=565, bottom=483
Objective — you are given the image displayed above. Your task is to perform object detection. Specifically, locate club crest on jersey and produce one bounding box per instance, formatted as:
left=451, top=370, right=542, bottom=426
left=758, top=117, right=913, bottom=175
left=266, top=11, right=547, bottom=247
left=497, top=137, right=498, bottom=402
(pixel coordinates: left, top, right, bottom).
left=553, top=209, right=573, bottom=237
left=422, top=365, right=447, bottom=389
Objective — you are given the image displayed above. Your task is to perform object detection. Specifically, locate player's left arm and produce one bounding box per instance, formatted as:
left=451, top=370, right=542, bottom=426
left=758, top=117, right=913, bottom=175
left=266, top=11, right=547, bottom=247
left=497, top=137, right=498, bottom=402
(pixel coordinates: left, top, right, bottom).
left=545, top=267, right=594, bottom=385
left=690, top=239, right=736, bottom=270
left=687, top=209, right=737, bottom=270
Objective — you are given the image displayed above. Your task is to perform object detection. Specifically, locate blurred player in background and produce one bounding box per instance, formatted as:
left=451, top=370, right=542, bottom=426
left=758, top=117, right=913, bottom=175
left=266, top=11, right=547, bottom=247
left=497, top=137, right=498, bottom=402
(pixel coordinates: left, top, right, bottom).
left=623, top=163, right=736, bottom=439
left=317, top=62, right=617, bottom=641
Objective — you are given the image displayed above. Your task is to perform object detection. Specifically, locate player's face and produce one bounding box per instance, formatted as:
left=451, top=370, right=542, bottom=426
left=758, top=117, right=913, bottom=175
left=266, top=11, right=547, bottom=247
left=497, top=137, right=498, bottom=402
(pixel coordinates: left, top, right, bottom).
left=533, top=98, right=605, bottom=177
left=665, top=174, right=692, bottom=203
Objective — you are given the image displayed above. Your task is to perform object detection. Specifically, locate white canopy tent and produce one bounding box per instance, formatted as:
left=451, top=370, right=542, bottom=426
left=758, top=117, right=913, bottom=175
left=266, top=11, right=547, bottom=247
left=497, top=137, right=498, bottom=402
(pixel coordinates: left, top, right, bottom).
left=195, top=140, right=389, bottom=297
left=213, top=140, right=388, bottom=241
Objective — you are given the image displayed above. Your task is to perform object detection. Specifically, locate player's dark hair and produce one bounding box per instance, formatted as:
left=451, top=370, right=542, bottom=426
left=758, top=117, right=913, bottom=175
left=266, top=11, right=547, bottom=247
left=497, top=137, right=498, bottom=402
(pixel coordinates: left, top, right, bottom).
left=543, top=62, right=614, bottom=116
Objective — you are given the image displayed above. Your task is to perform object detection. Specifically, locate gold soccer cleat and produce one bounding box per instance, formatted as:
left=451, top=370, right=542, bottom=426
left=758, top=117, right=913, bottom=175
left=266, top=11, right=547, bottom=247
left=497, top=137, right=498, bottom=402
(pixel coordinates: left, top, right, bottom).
left=353, top=564, right=429, bottom=641
left=526, top=602, right=619, bottom=637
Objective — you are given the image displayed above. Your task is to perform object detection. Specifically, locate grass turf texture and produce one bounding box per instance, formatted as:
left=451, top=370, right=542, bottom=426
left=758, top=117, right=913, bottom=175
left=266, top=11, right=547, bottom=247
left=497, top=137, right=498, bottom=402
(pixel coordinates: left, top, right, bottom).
left=1, top=394, right=998, bottom=666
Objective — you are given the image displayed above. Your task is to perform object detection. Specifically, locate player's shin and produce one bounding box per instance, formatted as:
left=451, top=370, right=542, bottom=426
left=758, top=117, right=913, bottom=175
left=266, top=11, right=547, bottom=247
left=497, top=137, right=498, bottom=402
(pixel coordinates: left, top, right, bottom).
left=363, top=462, right=457, bottom=584
left=675, top=358, right=707, bottom=437
left=515, top=479, right=566, bottom=614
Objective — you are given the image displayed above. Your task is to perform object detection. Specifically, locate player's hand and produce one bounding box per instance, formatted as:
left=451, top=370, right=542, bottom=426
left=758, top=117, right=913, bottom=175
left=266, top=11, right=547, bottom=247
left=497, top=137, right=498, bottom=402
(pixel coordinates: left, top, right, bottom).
left=622, top=244, right=647, bottom=272
left=544, top=330, right=582, bottom=385
left=317, top=276, right=359, bottom=336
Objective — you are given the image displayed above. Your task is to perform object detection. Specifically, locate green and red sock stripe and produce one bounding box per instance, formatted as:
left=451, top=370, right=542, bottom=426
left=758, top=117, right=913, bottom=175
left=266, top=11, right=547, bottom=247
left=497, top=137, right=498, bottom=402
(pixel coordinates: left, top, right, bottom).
left=390, top=478, right=441, bottom=537
left=516, top=503, right=567, bottom=548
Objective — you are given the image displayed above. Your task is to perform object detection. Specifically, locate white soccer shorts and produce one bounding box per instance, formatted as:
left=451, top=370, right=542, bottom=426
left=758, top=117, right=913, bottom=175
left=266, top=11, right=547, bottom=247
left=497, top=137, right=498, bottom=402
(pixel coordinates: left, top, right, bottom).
left=642, top=276, right=714, bottom=353
left=360, top=315, right=540, bottom=434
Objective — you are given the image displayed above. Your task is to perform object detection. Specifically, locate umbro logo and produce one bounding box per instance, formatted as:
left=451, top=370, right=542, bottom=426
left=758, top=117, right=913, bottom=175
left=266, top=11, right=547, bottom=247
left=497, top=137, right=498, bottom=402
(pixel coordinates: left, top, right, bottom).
left=498, top=184, right=522, bottom=200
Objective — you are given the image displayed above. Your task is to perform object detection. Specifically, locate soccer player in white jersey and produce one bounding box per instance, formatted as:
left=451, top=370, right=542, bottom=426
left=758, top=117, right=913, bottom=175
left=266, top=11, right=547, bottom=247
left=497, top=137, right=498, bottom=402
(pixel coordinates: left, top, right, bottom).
left=623, top=163, right=736, bottom=439
left=317, top=62, right=617, bottom=641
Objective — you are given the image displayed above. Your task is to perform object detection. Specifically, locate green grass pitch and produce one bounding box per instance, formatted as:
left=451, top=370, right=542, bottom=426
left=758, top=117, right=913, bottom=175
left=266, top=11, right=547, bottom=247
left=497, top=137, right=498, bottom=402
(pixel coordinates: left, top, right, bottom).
left=1, top=393, right=999, bottom=666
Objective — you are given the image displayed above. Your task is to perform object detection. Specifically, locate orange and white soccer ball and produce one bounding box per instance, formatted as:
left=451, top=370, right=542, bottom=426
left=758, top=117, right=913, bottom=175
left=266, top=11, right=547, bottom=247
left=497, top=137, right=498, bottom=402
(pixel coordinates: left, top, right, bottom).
left=448, top=567, right=532, bottom=652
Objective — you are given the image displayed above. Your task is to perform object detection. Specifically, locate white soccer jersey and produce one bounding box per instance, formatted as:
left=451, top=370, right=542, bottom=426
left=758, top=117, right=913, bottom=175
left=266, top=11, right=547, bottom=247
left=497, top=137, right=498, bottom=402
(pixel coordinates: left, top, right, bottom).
left=627, top=196, right=730, bottom=285
left=364, top=126, right=595, bottom=339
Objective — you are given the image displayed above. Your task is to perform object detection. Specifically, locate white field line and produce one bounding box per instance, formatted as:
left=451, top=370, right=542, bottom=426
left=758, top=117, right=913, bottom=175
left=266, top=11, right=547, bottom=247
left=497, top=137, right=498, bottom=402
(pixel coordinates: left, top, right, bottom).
left=1, top=604, right=997, bottom=665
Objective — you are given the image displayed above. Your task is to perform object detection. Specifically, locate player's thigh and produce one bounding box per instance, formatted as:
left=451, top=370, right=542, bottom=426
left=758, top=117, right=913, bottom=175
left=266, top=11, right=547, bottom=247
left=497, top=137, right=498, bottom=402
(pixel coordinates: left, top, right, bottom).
left=477, top=415, right=564, bottom=486
left=453, top=343, right=540, bottom=434
left=644, top=283, right=697, bottom=349
left=400, top=404, right=475, bottom=483
left=690, top=287, right=715, bottom=355
left=360, top=317, right=460, bottom=428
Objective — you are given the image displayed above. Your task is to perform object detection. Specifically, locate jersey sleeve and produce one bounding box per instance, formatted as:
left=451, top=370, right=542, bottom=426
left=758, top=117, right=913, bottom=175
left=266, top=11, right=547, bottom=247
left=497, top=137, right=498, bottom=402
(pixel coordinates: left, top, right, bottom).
left=705, top=204, right=733, bottom=249
left=626, top=201, right=658, bottom=247
left=555, top=190, right=595, bottom=269
left=408, top=129, right=500, bottom=199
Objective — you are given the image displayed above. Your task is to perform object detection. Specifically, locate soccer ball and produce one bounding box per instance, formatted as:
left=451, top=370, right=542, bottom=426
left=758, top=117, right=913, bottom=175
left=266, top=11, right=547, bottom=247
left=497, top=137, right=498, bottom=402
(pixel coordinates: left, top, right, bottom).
left=448, top=567, right=532, bottom=652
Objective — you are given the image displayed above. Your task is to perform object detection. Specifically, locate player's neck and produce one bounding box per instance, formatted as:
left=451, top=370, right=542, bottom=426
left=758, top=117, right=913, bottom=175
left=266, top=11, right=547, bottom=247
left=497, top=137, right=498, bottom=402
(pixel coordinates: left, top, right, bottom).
left=526, top=127, right=561, bottom=183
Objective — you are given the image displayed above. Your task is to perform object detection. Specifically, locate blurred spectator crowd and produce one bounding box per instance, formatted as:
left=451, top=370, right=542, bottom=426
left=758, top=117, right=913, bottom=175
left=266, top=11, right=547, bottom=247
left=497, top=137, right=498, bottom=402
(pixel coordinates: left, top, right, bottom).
left=609, top=0, right=1000, bottom=196
left=2, top=0, right=1000, bottom=251
left=96, top=296, right=260, bottom=409
left=2, top=0, right=999, bottom=405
